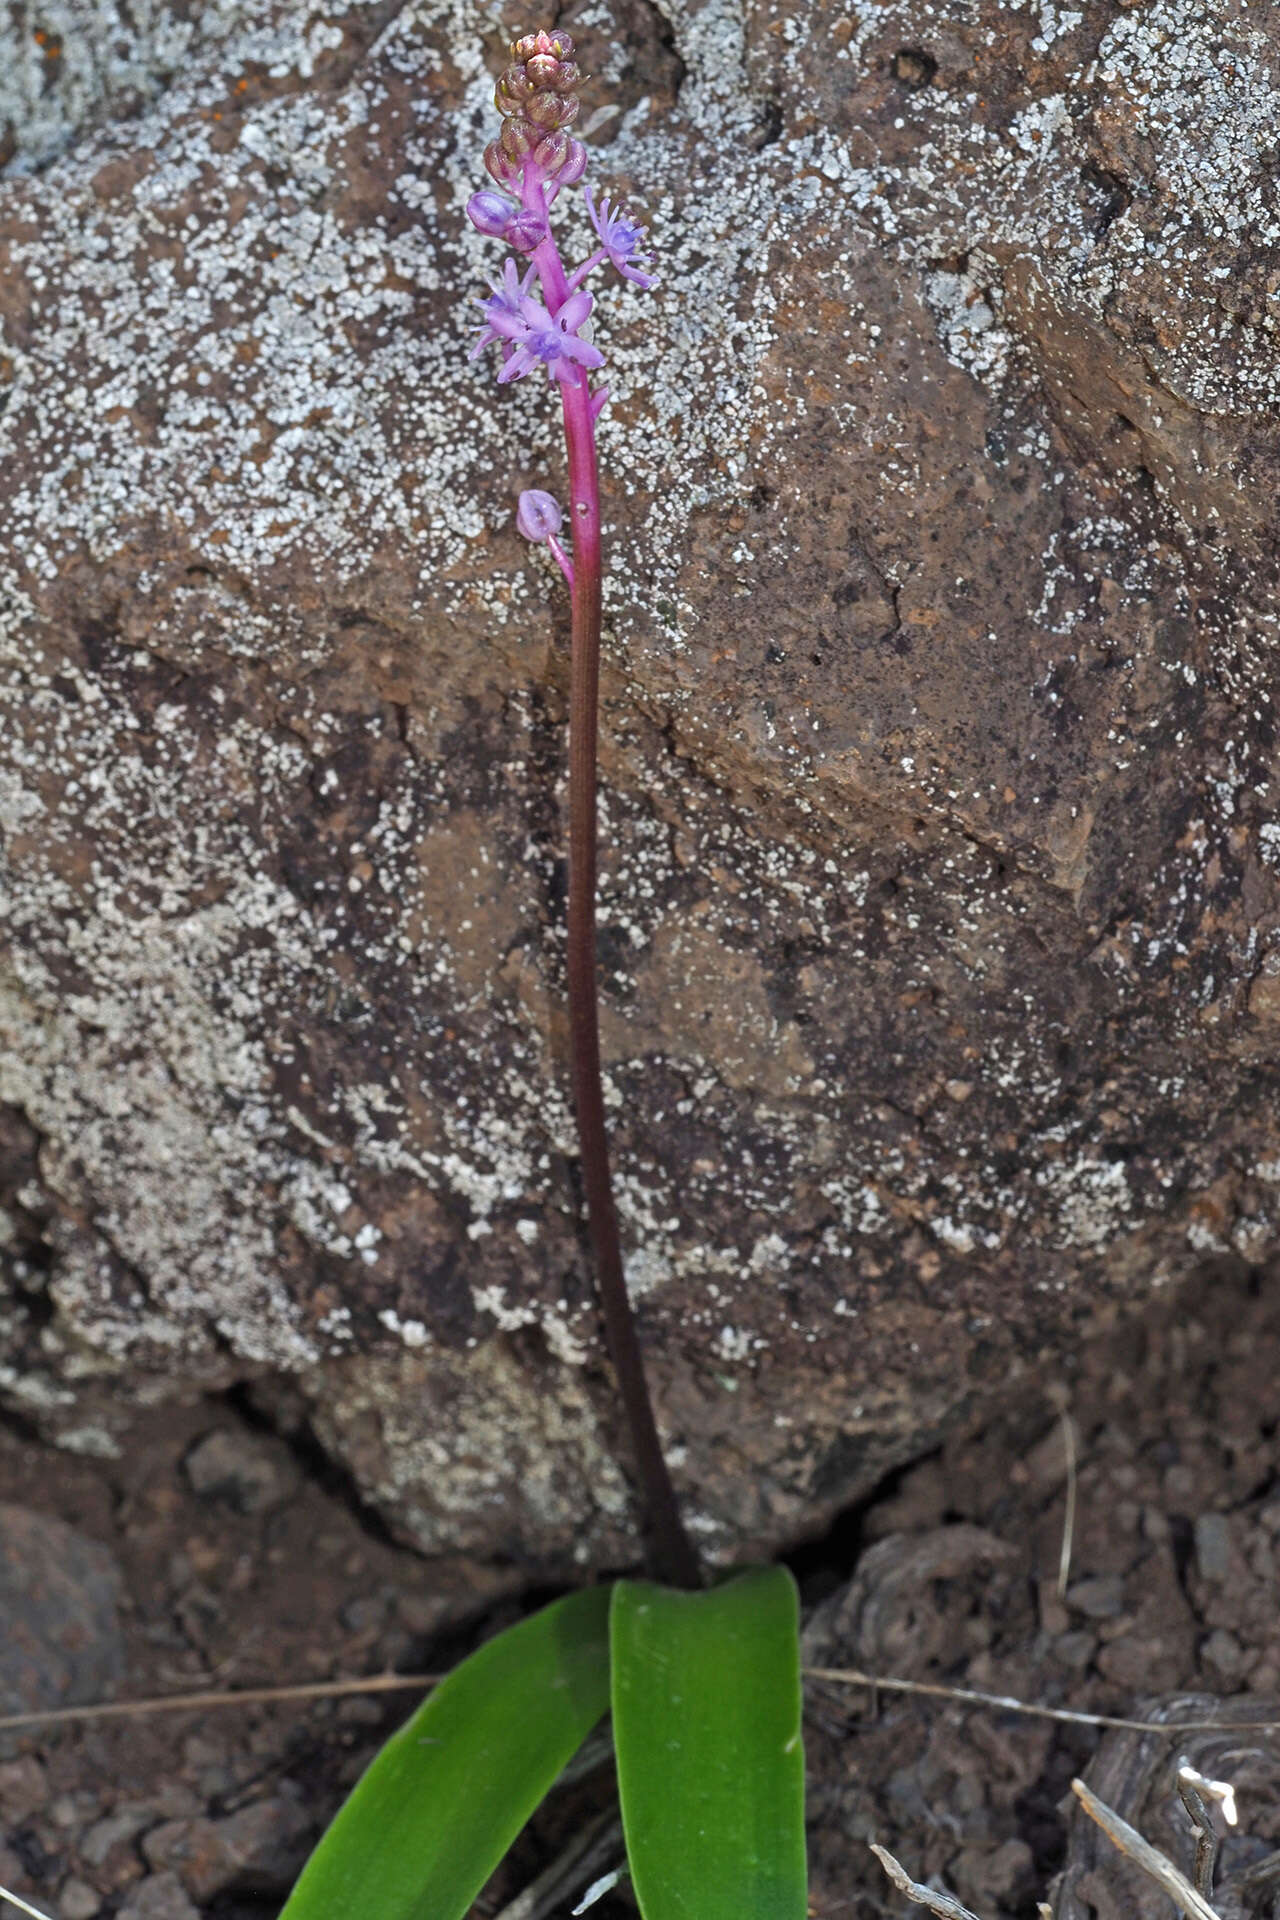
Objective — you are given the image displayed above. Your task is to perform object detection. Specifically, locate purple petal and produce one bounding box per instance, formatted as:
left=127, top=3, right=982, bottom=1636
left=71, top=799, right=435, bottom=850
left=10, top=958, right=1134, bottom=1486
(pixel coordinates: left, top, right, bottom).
left=558, top=334, right=605, bottom=369
left=497, top=346, right=537, bottom=385
left=555, top=288, right=594, bottom=332
left=485, top=307, right=530, bottom=342
left=485, top=259, right=522, bottom=305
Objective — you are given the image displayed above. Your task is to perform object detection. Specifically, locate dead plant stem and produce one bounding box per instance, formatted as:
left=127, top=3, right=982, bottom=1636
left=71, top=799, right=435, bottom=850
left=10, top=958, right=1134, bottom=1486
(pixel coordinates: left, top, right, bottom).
left=5, top=1666, right=1280, bottom=1740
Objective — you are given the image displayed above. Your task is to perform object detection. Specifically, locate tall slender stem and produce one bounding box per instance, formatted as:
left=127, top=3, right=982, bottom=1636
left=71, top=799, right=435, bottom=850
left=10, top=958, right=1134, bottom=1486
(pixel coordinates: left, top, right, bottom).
left=524, top=184, right=700, bottom=1590
left=560, top=382, right=700, bottom=1592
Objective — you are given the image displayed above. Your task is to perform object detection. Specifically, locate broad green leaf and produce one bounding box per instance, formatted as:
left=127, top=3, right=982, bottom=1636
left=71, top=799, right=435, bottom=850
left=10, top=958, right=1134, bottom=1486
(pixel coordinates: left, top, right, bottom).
left=280, top=1585, right=612, bottom=1920
left=611, top=1567, right=807, bottom=1920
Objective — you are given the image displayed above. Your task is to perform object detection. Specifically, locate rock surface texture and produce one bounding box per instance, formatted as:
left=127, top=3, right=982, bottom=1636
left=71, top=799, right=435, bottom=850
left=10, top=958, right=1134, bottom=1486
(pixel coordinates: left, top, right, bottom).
left=0, top=1503, right=123, bottom=1716
left=0, top=0, right=1277, bottom=1571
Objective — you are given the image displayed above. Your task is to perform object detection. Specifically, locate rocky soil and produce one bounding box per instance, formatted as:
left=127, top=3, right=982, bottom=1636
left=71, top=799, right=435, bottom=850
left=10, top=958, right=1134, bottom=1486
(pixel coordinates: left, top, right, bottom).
left=0, top=1264, right=1278, bottom=1918
left=2, top=0, right=1280, bottom=1563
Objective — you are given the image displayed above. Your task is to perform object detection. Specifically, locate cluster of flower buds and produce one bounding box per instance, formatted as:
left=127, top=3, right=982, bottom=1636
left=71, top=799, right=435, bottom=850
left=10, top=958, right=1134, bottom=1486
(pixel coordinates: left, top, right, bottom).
left=484, top=28, right=587, bottom=192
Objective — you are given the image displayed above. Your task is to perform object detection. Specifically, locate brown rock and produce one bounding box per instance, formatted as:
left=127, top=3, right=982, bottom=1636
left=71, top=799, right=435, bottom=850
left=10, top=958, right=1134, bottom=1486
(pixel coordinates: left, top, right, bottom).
left=1, top=0, right=1280, bottom=1569
left=143, top=1796, right=312, bottom=1902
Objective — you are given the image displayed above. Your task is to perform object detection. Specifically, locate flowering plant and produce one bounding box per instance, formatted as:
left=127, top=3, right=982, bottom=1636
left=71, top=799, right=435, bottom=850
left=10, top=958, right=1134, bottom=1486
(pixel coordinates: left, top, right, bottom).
left=277, top=35, right=808, bottom=1920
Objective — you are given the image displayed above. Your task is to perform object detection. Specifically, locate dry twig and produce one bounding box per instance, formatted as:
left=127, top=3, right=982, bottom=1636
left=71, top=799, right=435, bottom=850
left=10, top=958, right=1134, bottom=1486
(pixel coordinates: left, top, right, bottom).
left=1070, top=1777, right=1221, bottom=1920
left=808, top=1668, right=1280, bottom=1739
left=0, top=1671, right=437, bottom=1734
left=2, top=1665, right=1279, bottom=1749
left=0, top=1887, right=54, bottom=1920
left=1176, top=1762, right=1236, bottom=1899
left=869, top=1843, right=986, bottom=1920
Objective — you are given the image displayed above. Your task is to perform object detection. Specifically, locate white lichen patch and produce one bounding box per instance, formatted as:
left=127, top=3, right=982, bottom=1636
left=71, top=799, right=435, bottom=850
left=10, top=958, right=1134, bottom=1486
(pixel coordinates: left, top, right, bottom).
left=308, top=1339, right=634, bottom=1561
left=1, top=0, right=364, bottom=172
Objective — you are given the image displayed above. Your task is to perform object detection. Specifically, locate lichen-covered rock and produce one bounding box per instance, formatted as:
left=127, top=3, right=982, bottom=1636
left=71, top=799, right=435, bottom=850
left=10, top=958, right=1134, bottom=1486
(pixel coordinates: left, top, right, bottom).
left=1, top=0, right=1278, bottom=1571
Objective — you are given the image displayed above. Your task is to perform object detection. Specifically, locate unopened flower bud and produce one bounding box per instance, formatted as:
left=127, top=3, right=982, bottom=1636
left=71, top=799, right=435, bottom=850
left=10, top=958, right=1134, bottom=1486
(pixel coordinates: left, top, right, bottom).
left=483, top=142, right=522, bottom=188
left=512, top=29, right=574, bottom=63
left=506, top=208, right=547, bottom=251
left=526, top=52, right=564, bottom=87
left=495, top=66, right=533, bottom=115
left=556, top=139, right=588, bottom=186
left=500, top=117, right=538, bottom=161
left=467, top=189, right=517, bottom=237
left=526, top=89, right=580, bottom=129
left=532, top=128, right=571, bottom=173
left=516, top=489, right=564, bottom=542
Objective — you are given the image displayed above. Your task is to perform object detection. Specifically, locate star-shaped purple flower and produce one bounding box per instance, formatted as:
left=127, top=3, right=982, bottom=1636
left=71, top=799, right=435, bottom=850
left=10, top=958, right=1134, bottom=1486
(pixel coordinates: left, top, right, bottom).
left=583, top=184, right=656, bottom=288
left=470, top=258, right=538, bottom=361
left=487, top=286, right=606, bottom=385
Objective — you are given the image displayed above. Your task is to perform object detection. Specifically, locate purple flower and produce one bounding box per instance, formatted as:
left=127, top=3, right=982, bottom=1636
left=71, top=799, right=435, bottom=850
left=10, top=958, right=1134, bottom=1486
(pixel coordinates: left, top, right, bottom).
left=583, top=184, right=656, bottom=288
left=469, top=258, right=537, bottom=360
left=516, top=489, right=563, bottom=541
left=491, top=287, right=606, bottom=385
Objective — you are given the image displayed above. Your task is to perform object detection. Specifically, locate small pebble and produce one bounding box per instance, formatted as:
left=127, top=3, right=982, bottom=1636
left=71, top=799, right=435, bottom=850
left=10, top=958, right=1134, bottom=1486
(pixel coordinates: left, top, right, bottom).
left=1065, top=1574, right=1125, bottom=1619
left=1202, top=1627, right=1245, bottom=1677
left=182, top=1429, right=298, bottom=1515
left=1194, top=1512, right=1232, bottom=1581
left=340, top=1592, right=390, bottom=1634
left=0, top=1755, right=48, bottom=1822
left=117, top=1872, right=199, bottom=1920
left=80, top=1809, right=150, bottom=1869
left=60, top=1877, right=102, bottom=1920
left=1053, top=1629, right=1097, bottom=1671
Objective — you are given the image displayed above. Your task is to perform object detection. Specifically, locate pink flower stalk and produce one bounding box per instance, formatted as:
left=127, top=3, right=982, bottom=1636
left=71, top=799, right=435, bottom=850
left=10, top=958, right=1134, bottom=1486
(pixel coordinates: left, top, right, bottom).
left=464, top=30, right=696, bottom=1591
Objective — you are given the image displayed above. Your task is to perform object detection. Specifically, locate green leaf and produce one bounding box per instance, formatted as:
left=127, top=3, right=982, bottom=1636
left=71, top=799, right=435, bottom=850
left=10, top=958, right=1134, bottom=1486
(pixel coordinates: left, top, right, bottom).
left=611, top=1567, right=807, bottom=1920
left=280, top=1585, right=612, bottom=1920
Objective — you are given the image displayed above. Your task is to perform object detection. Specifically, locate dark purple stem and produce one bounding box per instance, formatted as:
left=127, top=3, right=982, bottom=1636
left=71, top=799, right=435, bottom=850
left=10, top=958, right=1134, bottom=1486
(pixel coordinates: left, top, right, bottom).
left=525, top=175, right=700, bottom=1590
